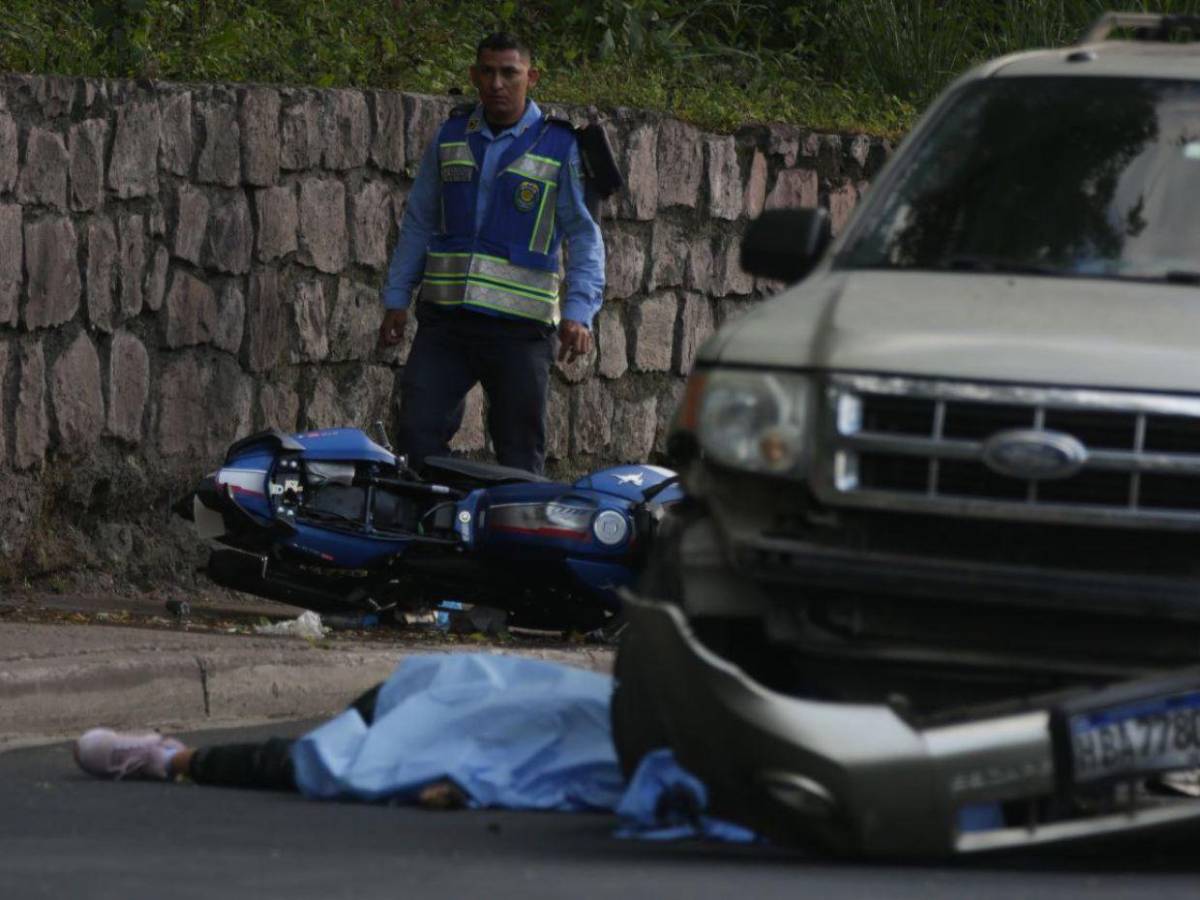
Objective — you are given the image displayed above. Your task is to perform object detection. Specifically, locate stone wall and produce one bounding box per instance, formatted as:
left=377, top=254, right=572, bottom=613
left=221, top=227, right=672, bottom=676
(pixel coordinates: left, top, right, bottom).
left=0, top=73, right=889, bottom=583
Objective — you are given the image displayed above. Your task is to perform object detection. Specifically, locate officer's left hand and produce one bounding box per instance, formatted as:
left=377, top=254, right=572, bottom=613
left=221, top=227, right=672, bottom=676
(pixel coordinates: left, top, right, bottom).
left=558, top=320, right=592, bottom=364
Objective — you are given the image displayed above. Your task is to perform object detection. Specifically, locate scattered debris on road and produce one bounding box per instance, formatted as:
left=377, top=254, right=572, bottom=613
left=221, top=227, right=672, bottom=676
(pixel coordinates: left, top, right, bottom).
left=253, top=611, right=328, bottom=640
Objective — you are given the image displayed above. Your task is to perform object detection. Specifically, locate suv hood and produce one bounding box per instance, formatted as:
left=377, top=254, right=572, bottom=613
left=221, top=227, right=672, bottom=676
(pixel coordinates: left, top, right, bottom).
left=710, top=270, right=1200, bottom=394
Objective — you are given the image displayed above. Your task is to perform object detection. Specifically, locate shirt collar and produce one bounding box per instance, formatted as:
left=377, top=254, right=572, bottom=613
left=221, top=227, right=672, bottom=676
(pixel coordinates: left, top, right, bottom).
left=471, top=99, right=541, bottom=140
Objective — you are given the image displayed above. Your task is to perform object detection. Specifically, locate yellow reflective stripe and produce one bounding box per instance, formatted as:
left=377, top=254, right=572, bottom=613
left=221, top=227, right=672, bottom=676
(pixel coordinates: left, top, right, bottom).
left=530, top=184, right=558, bottom=255
left=468, top=274, right=557, bottom=303
left=421, top=280, right=466, bottom=303
left=438, top=142, right=475, bottom=165
left=470, top=255, right=559, bottom=295
left=424, top=253, right=561, bottom=323
left=463, top=283, right=560, bottom=323
left=503, top=170, right=555, bottom=187
left=425, top=253, right=472, bottom=275
left=505, top=153, right=561, bottom=183
left=426, top=273, right=553, bottom=304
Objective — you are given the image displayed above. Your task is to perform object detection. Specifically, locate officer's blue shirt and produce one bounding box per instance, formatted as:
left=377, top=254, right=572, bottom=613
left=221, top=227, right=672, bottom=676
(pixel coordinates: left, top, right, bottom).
left=382, top=100, right=605, bottom=327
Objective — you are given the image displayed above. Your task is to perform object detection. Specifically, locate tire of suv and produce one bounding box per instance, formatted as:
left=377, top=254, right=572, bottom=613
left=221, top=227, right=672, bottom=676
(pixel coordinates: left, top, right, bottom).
left=611, top=502, right=696, bottom=779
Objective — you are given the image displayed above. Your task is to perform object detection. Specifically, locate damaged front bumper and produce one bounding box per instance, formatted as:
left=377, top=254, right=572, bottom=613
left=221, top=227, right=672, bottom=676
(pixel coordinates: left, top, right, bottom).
left=621, top=594, right=1200, bottom=857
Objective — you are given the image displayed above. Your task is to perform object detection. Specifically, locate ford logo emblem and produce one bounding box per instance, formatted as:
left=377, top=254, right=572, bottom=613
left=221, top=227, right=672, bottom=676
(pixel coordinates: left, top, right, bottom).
left=981, top=429, right=1088, bottom=480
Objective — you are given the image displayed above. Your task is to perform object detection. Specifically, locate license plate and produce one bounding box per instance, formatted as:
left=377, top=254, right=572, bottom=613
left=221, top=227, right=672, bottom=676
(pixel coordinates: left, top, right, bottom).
left=1068, top=690, right=1200, bottom=784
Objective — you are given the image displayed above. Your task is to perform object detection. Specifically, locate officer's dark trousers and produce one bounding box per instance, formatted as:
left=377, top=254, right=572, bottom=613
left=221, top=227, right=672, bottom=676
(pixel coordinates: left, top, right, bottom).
left=396, top=304, right=556, bottom=475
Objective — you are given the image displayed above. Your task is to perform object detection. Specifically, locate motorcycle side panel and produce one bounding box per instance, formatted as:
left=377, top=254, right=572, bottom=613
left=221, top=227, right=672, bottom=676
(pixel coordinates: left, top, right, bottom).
left=573, top=464, right=679, bottom=503
left=470, top=482, right=636, bottom=560
left=282, top=522, right=409, bottom=570
left=288, top=428, right=396, bottom=465
left=216, top=454, right=273, bottom=520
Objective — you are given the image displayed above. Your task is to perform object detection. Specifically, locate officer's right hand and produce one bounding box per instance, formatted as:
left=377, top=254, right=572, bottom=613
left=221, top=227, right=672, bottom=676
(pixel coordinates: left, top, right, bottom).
left=378, top=309, right=409, bottom=348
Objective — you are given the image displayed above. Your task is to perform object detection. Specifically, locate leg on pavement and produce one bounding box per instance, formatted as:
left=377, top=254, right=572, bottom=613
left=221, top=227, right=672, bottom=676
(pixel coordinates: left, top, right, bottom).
left=74, top=684, right=385, bottom=790
left=73, top=729, right=187, bottom=781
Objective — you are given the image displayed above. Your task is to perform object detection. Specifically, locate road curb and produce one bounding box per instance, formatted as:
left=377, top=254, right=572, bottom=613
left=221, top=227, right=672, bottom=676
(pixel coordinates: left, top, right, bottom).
left=0, top=623, right=614, bottom=749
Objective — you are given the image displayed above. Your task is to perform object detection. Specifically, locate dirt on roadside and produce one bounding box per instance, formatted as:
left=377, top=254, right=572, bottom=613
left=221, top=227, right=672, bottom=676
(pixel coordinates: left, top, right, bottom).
left=0, top=568, right=603, bottom=652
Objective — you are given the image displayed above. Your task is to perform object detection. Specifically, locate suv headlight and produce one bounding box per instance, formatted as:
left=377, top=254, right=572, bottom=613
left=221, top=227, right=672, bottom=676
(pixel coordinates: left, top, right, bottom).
left=677, top=369, right=812, bottom=476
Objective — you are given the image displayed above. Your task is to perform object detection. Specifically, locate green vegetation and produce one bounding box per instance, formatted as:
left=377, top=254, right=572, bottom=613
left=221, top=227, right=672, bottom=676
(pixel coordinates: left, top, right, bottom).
left=0, top=1, right=1196, bottom=136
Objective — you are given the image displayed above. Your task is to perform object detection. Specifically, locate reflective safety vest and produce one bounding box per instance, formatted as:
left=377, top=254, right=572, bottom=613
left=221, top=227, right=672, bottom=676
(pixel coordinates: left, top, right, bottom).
left=422, top=109, right=576, bottom=325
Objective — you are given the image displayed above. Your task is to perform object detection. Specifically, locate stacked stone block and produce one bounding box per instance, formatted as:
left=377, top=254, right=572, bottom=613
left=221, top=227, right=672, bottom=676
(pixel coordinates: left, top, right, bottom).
left=0, top=72, right=889, bottom=579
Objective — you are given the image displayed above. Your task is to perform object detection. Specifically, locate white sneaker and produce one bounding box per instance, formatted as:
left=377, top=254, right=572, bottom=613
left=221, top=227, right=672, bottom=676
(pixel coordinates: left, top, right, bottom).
left=73, top=728, right=185, bottom=780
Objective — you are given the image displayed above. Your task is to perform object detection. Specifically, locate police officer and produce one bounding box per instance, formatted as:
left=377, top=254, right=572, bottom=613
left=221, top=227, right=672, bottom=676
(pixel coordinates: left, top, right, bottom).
left=378, top=32, right=605, bottom=475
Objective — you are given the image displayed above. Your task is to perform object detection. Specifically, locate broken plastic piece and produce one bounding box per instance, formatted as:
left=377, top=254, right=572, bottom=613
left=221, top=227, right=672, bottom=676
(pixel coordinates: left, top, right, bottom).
left=253, top=610, right=327, bottom=639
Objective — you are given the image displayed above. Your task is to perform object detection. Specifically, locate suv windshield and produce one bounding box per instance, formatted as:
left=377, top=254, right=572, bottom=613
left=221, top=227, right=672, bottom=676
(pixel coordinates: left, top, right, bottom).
left=841, top=76, right=1200, bottom=283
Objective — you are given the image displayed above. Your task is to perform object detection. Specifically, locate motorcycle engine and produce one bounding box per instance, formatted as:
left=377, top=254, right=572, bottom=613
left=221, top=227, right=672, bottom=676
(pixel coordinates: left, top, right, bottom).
left=269, top=457, right=422, bottom=532
left=302, top=462, right=363, bottom=519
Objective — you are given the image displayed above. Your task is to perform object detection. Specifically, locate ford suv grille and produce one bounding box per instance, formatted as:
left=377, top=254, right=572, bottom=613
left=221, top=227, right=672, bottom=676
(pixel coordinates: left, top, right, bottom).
left=816, top=375, right=1200, bottom=529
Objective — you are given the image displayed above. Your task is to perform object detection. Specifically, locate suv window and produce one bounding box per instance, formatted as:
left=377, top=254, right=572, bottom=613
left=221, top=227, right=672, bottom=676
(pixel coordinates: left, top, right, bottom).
left=841, top=76, right=1200, bottom=283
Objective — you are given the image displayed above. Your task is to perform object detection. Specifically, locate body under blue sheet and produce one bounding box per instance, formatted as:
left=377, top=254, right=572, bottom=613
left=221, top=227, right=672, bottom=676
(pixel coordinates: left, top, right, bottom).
left=290, top=653, right=625, bottom=811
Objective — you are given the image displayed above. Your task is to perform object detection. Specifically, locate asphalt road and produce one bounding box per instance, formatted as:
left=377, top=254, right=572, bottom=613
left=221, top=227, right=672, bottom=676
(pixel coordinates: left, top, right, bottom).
left=2, top=722, right=1200, bottom=900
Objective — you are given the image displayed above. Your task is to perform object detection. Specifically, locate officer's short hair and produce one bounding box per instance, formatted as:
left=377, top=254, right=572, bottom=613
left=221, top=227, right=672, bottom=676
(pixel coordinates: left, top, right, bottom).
left=476, top=32, right=534, bottom=63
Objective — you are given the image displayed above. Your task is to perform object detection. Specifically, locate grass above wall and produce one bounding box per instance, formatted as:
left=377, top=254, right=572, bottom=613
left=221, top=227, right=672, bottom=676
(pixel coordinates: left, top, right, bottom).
left=0, top=1, right=1194, bottom=137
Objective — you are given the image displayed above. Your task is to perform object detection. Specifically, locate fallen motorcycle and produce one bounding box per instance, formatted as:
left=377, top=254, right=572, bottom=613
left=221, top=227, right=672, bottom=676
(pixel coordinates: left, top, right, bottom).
left=175, top=426, right=682, bottom=630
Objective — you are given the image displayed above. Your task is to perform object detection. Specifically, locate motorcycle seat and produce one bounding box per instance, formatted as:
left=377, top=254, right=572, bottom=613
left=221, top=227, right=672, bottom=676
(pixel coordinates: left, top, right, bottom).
left=423, top=456, right=550, bottom=485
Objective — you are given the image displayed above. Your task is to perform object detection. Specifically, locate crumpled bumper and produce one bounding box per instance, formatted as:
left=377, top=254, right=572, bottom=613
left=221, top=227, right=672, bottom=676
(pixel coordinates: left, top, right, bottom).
left=620, top=594, right=1200, bottom=857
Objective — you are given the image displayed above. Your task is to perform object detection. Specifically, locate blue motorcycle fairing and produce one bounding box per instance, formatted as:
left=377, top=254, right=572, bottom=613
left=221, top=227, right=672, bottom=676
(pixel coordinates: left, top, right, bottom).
left=220, top=439, right=408, bottom=565
left=224, top=429, right=403, bottom=541
left=572, top=464, right=679, bottom=503
left=215, top=450, right=274, bottom=520
left=283, top=522, right=410, bottom=569
left=285, top=428, right=397, bottom=465
left=468, top=482, right=636, bottom=559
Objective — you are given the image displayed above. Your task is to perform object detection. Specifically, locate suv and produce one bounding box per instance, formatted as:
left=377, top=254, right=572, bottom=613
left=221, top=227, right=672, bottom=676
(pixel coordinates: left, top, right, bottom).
left=614, top=12, right=1200, bottom=857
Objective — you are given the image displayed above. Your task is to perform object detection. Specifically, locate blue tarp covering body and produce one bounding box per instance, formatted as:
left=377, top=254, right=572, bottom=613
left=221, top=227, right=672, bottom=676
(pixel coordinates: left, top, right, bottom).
left=615, top=749, right=758, bottom=842
left=292, top=653, right=624, bottom=810
left=290, top=653, right=755, bottom=842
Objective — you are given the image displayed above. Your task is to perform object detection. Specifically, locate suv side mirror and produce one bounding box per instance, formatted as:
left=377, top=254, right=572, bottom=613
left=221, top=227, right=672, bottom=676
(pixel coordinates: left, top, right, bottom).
left=740, top=208, right=832, bottom=284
